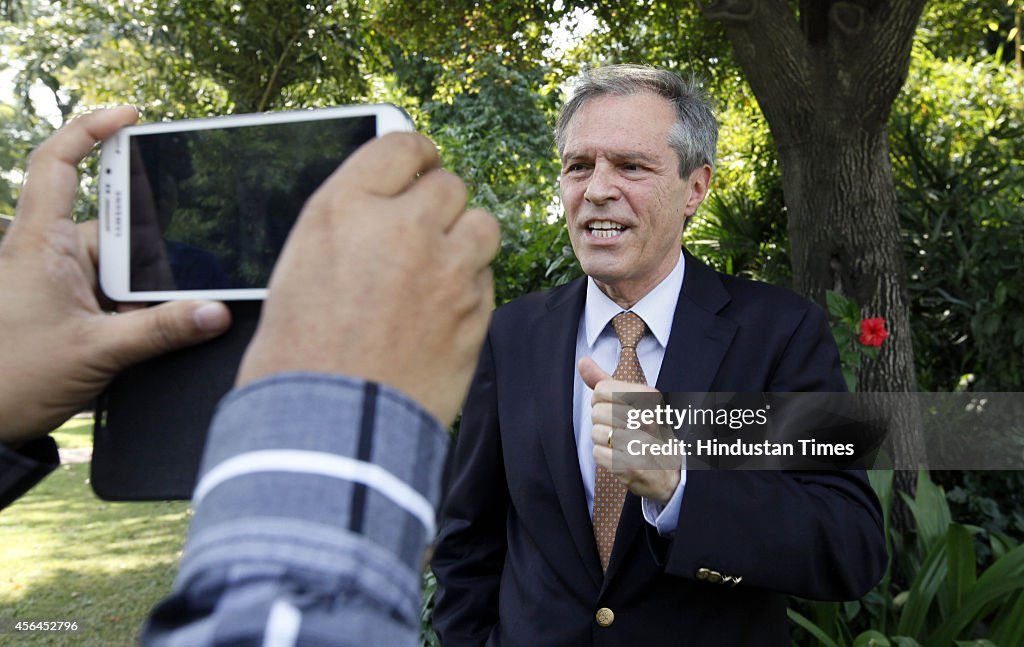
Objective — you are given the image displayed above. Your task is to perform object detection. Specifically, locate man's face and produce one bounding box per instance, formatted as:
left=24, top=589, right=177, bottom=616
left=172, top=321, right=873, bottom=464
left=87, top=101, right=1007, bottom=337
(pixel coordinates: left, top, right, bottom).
left=559, top=93, right=710, bottom=305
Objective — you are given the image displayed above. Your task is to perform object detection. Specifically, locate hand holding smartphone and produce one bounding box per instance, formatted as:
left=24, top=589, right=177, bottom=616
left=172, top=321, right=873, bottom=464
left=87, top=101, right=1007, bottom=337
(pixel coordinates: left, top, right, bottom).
left=92, top=104, right=413, bottom=499
left=98, top=104, right=413, bottom=301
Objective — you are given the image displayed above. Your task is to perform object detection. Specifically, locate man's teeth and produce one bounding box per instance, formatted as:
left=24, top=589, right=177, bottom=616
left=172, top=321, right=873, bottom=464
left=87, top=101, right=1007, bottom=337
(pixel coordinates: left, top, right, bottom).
left=588, top=221, right=625, bottom=238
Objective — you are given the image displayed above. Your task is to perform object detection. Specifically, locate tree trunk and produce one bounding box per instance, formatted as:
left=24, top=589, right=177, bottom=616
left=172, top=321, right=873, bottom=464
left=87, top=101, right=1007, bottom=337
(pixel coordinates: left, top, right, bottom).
left=776, top=121, right=926, bottom=515
left=703, top=0, right=928, bottom=526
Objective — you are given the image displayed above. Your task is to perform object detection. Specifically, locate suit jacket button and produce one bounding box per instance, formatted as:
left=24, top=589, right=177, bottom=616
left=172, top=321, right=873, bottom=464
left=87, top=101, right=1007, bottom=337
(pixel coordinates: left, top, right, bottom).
left=696, top=567, right=723, bottom=584
left=596, top=607, right=615, bottom=627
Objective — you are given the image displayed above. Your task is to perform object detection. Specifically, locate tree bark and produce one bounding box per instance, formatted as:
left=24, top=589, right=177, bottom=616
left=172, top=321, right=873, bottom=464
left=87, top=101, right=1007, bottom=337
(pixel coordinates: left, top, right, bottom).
left=702, top=0, right=928, bottom=517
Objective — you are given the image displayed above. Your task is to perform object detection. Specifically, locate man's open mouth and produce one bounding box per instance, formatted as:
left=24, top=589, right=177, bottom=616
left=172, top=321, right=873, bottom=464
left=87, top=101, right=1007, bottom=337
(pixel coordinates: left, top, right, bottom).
left=588, top=220, right=627, bottom=238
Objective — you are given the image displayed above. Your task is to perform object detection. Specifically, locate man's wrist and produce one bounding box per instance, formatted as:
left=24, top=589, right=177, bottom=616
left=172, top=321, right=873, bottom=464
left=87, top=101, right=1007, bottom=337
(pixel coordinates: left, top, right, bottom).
left=642, top=466, right=687, bottom=537
left=654, top=467, right=682, bottom=506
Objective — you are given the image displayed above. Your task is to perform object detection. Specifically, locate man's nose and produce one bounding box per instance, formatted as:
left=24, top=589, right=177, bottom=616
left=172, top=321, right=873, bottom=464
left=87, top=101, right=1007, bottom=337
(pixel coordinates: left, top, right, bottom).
left=584, top=162, right=619, bottom=205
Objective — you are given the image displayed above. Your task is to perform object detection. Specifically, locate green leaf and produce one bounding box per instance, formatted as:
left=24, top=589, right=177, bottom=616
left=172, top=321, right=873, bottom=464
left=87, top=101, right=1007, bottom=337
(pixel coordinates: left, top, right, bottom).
left=868, top=470, right=894, bottom=515
left=895, top=533, right=948, bottom=639
left=995, top=282, right=1008, bottom=305
left=943, top=523, right=977, bottom=616
left=833, top=327, right=853, bottom=347
left=844, top=599, right=862, bottom=621
left=889, top=638, right=922, bottom=647
left=925, top=544, right=1024, bottom=645
left=787, top=608, right=841, bottom=647
left=809, top=601, right=842, bottom=643
left=989, top=531, right=1017, bottom=560
left=982, top=312, right=1001, bottom=336
left=988, top=589, right=1024, bottom=647
left=826, top=290, right=847, bottom=317
left=854, top=630, right=891, bottom=647
left=893, top=590, right=910, bottom=609
left=825, top=289, right=860, bottom=323
left=842, top=367, right=858, bottom=392
left=868, top=469, right=895, bottom=587
left=901, top=469, right=952, bottom=553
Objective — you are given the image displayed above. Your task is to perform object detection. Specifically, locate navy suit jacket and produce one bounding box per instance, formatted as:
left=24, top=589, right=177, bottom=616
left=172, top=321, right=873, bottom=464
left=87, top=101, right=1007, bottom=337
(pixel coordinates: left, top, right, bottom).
left=432, top=250, right=887, bottom=646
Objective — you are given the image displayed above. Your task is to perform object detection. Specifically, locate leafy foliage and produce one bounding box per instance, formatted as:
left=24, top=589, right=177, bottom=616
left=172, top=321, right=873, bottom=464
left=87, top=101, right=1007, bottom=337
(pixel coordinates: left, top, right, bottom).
left=916, top=0, right=1021, bottom=64
left=790, top=470, right=1024, bottom=646
left=420, top=54, right=579, bottom=304
left=0, top=101, right=48, bottom=215
left=421, top=569, right=440, bottom=647
left=685, top=179, right=790, bottom=285
left=891, top=46, right=1024, bottom=391
left=154, top=1, right=373, bottom=112
left=938, top=471, right=1024, bottom=566
left=578, top=1, right=738, bottom=94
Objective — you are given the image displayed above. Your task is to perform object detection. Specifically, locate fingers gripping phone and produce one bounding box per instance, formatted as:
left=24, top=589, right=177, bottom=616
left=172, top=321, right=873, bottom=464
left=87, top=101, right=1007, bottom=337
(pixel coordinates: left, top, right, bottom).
left=91, top=105, right=411, bottom=499
left=98, top=104, right=413, bottom=301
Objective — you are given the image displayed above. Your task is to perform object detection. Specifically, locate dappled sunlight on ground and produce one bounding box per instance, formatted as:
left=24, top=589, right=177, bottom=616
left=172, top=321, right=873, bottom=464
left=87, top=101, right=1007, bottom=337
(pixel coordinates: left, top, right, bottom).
left=0, top=421, right=191, bottom=646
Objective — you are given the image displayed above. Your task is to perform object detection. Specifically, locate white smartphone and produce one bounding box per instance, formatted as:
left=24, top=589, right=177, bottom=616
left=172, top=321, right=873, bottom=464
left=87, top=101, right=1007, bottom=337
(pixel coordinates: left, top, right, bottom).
left=98, top=104, right=414, bottom=301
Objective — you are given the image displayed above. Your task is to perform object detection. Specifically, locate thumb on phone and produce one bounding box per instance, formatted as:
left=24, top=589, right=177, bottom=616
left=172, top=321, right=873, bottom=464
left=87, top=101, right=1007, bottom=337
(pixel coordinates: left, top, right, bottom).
left=98, top=301, right=232, bottom=371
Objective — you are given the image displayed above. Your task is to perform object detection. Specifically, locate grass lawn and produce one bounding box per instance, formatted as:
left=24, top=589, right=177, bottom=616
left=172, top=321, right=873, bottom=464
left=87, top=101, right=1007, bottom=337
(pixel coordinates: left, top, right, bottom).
left=1, top=419, right=190, bottom=646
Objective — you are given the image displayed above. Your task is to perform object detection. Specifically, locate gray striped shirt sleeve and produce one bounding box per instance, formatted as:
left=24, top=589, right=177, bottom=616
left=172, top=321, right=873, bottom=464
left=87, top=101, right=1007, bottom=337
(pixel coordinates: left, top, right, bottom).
left=144, top=372, right=450, bottom=647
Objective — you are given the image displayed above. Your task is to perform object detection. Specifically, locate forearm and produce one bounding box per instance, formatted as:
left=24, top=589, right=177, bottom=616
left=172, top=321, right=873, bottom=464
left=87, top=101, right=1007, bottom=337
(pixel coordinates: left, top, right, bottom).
left=144, top=373, right=449, bottom=647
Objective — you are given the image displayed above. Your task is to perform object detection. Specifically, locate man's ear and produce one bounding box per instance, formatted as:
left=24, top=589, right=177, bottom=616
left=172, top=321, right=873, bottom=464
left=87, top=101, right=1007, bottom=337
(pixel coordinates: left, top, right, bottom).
left=683, top=165, right=713, bottom=216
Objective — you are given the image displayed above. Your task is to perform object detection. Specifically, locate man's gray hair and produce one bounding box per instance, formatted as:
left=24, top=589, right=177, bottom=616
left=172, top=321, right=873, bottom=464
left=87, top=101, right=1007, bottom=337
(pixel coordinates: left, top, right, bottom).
left=554, top=64, right=718, bottom=177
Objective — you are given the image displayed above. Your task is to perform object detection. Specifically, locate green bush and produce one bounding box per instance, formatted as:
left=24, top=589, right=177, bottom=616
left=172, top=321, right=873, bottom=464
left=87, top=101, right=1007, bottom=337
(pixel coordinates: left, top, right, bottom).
left=936, top=471, right=1024, bottom=567
left=685, top=180, right=791, bottom=286
left=685, top=75, right=791, bottom=286
left=789, top=470, right=1024, bottom=646
left=420, top=54, right=581, bottom=305
left=890, top=46, right=1024, bottom=391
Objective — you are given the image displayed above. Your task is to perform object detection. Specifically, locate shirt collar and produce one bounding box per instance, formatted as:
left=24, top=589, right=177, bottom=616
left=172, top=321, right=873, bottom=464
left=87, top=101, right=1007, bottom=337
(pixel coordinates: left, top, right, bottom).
left=583, top=252, right=686, bottom=349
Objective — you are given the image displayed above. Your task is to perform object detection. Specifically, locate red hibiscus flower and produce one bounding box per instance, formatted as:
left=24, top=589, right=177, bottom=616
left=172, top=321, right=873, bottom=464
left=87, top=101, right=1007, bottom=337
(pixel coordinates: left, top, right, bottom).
left=859, top=318, right=889, bottom=347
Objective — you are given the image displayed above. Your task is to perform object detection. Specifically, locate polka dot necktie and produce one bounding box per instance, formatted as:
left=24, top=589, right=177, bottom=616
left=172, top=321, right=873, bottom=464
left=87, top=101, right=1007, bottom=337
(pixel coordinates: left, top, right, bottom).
left=593, top=311, right=649, bottom=572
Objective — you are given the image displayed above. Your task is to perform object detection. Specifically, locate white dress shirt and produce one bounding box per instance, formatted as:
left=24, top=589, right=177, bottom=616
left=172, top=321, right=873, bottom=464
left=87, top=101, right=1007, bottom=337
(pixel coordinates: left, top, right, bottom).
left=572, top=252, right=687, bottom=538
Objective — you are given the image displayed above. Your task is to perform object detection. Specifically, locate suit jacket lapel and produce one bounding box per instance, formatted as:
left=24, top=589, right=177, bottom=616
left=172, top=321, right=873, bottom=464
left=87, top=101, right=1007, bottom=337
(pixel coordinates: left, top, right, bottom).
left=533, top=278, right=605, bottom=587
left=655, top=250, right=738, bottom=393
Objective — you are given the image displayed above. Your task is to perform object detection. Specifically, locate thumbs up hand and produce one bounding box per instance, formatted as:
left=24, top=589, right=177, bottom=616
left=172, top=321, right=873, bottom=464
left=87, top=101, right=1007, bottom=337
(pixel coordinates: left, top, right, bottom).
left=579, top=356, right=681, bottom=505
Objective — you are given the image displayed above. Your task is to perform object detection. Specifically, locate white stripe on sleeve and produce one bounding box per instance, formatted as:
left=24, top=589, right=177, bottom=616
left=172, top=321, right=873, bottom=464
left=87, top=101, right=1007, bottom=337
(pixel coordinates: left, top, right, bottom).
left=193, top=450, right=436, bottom=536
left=262, top=598, right=301, bottom=647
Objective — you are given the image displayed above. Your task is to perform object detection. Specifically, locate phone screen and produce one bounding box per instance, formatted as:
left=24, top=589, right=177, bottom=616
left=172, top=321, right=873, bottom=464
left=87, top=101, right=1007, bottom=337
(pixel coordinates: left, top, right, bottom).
left=128, top=115, right=375, bottom=292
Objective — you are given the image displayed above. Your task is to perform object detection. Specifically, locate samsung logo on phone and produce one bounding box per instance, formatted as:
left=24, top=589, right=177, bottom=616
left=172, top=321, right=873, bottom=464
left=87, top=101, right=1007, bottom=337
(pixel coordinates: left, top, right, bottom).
left=113, top=189, right=123, bottom=238
left=102, top=182, right=112, bottom=233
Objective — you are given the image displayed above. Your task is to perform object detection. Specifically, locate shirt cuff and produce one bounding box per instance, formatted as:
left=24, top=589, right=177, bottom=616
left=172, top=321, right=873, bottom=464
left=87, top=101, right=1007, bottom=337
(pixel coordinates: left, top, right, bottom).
left=641, top=467, right=687, bottom=537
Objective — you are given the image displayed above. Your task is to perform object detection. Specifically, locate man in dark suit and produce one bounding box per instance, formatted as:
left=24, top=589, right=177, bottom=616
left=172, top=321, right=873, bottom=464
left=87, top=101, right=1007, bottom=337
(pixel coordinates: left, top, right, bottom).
left=432, top=65, right=887, bottom=646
